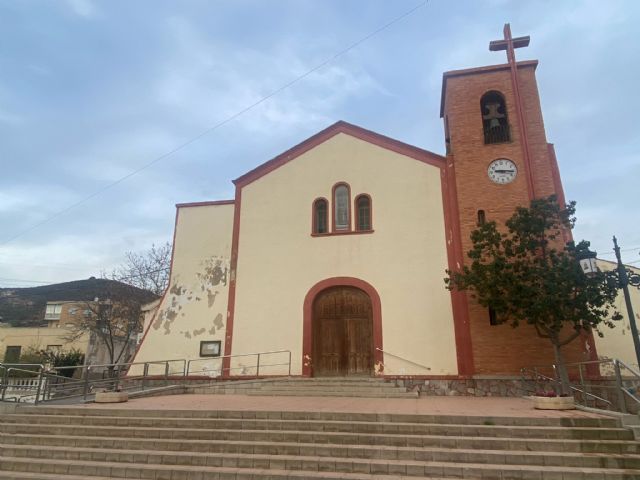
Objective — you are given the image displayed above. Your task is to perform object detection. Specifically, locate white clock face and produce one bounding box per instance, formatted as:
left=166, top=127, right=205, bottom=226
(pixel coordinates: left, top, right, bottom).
left=488, top=159, right=517, bottom=184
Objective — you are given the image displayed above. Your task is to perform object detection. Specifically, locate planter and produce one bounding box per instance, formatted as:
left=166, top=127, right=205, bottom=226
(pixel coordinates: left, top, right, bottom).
left=95, top=391, right=129, bottom=403
left=533, top=395, right=575, bottom=410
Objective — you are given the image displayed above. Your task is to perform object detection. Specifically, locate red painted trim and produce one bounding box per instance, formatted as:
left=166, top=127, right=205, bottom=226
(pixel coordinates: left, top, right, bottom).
left=302, top=277, right=383, bottom=377
left=175, top=200, right=234, bottom=208
left=331, top=182, right=352, bottom=233
left=440, top=60, right=538, bottom=117
left=311, top=197, right=329, bottom=235
left=354, top=194, right=373, bottom=232
left=233, top=121, right=445, bottom=188
left=129, top=207, right=181, bottom=366
left=442, top=159, right=475, bottom=375
left=222, top=186, right=243, bottom=376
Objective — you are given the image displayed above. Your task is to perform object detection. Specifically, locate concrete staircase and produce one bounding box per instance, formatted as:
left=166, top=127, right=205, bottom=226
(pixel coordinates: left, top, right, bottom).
left=1, top=406, right=640, bottom=479
left=191, top=376, right=419, bottom=398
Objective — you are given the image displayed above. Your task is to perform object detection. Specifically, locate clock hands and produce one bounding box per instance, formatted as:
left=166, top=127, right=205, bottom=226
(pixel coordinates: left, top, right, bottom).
left=494, top=169, right=515, bottom=174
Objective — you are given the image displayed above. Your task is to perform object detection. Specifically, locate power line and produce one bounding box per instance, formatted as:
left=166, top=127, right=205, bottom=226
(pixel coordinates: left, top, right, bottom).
left=597, top=246, right=640, bottom=257
left=0, top=1, right=428, bottom=247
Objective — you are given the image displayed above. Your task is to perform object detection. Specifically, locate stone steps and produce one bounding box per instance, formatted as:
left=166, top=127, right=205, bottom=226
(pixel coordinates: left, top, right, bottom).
left=4, top=428, right=639, bottom=455
left=1, top=417, right=632, bottom=440
left=191, top=377, right=418, bottom=398
left=19, top=406, right=621, bottom=427
left=1, top=407, right=639, bottom=479
left=2, top=454, right=640, bottom=479
left=3, top=436, right=640, bottom=469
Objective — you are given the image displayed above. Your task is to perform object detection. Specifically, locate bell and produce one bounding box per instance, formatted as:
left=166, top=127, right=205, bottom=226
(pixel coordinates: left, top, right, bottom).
left=489, top=118, right=501, bottom=129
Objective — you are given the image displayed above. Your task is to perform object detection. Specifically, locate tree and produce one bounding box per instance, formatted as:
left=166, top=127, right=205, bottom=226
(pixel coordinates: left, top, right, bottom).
left=65, top=283, right=145, bottom=374
left=110, top=242, right=171, bottom=296
left=445, top=196, right=621, bottom=394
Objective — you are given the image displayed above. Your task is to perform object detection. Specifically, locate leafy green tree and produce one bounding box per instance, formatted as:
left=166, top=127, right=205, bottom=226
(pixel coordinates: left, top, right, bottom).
left=445, top=196, right=621, bottom=394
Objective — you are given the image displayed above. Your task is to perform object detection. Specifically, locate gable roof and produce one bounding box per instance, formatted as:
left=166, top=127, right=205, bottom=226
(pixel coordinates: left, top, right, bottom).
left=233, top=121, right=445, bottom=188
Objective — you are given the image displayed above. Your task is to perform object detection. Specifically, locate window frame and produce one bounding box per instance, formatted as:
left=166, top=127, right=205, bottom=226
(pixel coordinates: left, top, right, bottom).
left=331, top=182, right=352, bottom=233
left=354, top=194, right=373, bottom=232
left=199, top=340, right=222, bottom=358
left=311, top=197, right=329, bottom=235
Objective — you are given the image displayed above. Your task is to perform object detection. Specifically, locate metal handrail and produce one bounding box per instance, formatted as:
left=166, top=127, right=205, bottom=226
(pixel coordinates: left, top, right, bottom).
left=375, top=347, right=431, bottom=372
left=186, top=349, right=292, bottom=377
left=520, top=366, right=612, bottom=407
left=614, top=359, right=640, bottom=413
left=1, top=350, right=292, bottom=405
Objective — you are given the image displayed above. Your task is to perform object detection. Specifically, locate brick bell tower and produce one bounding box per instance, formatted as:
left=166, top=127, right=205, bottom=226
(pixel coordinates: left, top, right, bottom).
left=441, top=24, right=594, bottom=375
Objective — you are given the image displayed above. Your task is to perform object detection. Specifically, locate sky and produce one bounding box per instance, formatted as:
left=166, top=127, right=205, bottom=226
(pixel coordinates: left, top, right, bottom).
left=0, top=0, right=638, bottom=288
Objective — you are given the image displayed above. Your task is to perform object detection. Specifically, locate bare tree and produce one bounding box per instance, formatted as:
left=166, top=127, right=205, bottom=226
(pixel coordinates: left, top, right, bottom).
left=65, top=283, right=148, bottom=374
left=110, top=242, right=171, bottom=296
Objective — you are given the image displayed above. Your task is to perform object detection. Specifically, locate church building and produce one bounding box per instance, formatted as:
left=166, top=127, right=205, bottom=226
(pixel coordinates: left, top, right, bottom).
left=132, top=26, right=596, bottom=379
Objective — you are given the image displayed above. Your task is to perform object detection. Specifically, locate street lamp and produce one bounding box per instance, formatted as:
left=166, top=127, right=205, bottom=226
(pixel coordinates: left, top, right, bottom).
left=581, top=238, right=640, bottom=368
left=612, top=236, right=640, bottom=369
left=577, top=247, right=598, bottom=275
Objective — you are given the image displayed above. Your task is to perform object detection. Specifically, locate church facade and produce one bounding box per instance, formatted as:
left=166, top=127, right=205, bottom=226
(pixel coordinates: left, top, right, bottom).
left=132, top=27, right=596, bottom=379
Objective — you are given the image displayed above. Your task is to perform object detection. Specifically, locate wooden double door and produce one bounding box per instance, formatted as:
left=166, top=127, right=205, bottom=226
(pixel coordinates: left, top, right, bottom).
left=312, top=286, right=373, bottom=377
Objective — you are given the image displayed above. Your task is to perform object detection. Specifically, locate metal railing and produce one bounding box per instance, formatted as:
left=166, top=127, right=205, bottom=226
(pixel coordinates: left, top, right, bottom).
left=187, top=350, right=292, bottom=377
left=521, top=358, right=640, bottom=413
left=1, top=348, right=293, bottom=405
left=375, top=347, right=431, bottom=372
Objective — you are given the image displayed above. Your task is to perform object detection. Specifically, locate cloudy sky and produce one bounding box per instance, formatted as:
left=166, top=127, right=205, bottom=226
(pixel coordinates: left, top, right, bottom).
left=0, top=0, right=638, bottom=287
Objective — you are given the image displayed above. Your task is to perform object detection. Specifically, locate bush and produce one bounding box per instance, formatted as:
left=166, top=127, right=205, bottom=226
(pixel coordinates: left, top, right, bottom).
left=41, top=349, right=85, bottom=378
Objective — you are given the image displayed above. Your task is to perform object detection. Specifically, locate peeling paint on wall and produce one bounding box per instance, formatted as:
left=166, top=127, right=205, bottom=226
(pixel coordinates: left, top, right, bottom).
left=152, top=256, right=231, bottom=336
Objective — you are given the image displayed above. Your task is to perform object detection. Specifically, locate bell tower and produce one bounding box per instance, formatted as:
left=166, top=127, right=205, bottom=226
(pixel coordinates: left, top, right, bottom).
left=441, top=24, right=590, bottom=375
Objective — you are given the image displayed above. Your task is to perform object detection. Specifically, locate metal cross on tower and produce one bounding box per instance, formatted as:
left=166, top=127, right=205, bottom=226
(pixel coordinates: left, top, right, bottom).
left=489, top=24, right=536, bottom=199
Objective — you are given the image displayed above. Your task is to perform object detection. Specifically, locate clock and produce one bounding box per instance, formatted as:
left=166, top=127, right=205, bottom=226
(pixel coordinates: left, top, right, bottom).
left=488, top=158, right=517, bottom=184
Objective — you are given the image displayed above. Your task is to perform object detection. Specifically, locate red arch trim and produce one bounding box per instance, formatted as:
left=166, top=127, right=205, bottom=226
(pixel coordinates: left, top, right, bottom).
left=302, top=277, right=383, bottom=377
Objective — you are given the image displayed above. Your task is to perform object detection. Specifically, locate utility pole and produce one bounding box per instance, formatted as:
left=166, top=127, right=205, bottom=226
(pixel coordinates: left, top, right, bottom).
left=613, top=236, right=640, bottom=368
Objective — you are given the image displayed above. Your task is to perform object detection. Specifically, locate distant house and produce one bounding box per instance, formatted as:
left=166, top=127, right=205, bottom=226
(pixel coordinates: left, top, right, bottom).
left=0, top=278, right=158, bottom=367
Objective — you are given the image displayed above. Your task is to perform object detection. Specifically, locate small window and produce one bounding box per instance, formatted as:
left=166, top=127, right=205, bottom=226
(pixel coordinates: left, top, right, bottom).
left=355, top=195, right=372, bottom=231
left=477, top=210, right=486, bottom=225
left=481, top=91, right=510, bottom=144
left=4, top=346, right=21, bottom=363
left=489, top=307, right=498, bottom=326
left=45, top=303, right=62, bottom=320
left=333, top=183, right=351, bottom=231
left=200, top=340, right=221, bottom=358
left=313, top=198, right=328, bottom=234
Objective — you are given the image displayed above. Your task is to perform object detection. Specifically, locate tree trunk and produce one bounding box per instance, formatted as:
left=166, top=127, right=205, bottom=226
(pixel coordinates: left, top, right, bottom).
left=552, top=340, right=571, bottom=396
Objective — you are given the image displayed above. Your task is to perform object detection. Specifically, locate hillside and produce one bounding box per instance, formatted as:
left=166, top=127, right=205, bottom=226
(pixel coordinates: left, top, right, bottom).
left=0, top=277, right=159, bottom=327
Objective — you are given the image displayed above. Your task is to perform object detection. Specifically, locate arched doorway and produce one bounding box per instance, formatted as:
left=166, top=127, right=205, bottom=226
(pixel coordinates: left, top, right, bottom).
left=312, top=286, right=373, bottom=376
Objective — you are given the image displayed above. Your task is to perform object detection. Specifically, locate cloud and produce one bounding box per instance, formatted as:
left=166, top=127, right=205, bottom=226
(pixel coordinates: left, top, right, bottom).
left=63, top=0, right=98, bottom=18
left=0, top=108, right=24, bottom=126
left=153, top=17, right=385, bottom=135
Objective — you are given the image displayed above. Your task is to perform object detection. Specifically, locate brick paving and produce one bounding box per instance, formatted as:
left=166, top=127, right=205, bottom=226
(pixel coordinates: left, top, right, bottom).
left=71, top=393, right=605, bottom=419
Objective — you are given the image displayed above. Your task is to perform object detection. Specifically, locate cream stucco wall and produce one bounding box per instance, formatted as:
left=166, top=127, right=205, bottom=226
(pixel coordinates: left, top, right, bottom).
left=231, top=132, right=457, bottom=376
left=593, top=259, right=640, bottom=369
left=131, top=203, right=234, bottom=376
left=0, top=327, right=89, bottom=361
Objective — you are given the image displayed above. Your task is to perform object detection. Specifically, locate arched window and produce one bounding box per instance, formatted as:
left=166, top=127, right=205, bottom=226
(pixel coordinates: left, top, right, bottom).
left=312, top=198, right=328, bottom=234
left=480, top=91, right=510, bottom=144
left=332, top=183, right=351, bottom=231
left=477, top=209, right=486, bottom=225
left=355, top=194, right=372, bottom=231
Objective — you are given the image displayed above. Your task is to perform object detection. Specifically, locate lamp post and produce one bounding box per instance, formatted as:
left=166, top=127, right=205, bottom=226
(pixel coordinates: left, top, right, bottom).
left=612, top=236, right=640, bottom=368
left=580, top=238, right=640, bottom=368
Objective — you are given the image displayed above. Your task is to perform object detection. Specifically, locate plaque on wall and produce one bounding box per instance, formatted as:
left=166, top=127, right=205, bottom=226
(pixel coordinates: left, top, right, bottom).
left=199, top=340, right=221, bottom=357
